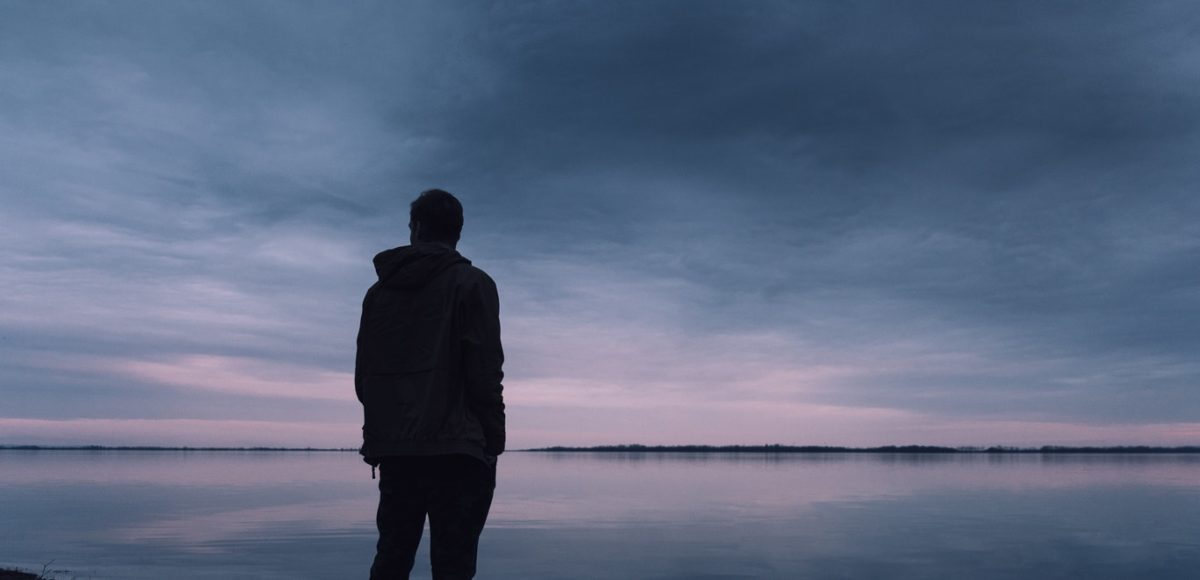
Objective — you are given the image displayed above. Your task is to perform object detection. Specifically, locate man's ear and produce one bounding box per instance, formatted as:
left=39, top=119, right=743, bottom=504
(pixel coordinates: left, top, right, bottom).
left=410, top=221, right=422, bottom=243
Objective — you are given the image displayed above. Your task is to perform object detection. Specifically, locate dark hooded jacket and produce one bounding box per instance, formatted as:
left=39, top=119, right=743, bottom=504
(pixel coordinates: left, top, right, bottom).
left=356, top=243, right=505, bottom=465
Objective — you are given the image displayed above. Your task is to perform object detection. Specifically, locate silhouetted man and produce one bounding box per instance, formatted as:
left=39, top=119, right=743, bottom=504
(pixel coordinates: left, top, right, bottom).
left=356, top=189, right=505, bottom=580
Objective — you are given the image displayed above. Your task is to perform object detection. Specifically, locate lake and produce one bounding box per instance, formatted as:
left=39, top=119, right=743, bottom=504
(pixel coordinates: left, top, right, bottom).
left=1, top=450, right=1198, bottom=579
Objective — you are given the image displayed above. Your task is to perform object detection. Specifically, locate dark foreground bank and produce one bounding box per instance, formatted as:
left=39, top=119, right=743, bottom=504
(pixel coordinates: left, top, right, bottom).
left=0, top=568, right=43, bottom=579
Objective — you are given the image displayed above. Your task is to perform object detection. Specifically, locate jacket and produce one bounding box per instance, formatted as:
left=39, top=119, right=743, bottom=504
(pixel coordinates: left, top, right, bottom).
left=355, top=243, right=505, bottom=465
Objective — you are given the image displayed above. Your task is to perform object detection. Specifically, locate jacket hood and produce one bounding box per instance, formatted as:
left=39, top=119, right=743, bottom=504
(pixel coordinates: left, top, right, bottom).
left=373, top=244, right=470, bottom=290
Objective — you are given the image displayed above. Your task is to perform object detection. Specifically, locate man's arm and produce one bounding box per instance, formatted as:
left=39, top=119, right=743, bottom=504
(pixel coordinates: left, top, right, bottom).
left=462, top=273, right=506, bottom=456
left=354, top=289, right=372, bottom=405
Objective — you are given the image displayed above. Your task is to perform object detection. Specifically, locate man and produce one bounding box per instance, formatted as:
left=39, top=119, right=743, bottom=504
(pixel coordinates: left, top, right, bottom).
left=356, top=189, right=505, bottom=580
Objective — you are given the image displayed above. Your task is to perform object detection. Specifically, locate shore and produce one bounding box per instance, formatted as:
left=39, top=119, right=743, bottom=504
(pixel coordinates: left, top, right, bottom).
left=0, top=569, right=42, bottom=580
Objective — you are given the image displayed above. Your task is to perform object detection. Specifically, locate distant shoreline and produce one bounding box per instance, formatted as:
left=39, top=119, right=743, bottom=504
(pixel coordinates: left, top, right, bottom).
left=4, top=444, right=1197, bottom=454
left=525, top=444, right=1200, bottom=454
left=0, top=445, right=356, bottom=452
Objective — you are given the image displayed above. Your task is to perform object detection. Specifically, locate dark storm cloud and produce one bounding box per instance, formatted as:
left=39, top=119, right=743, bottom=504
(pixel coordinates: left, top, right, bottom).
left=1, top=1, right=1197, bottom=444
left=417, top=2, right=1197, bottom=181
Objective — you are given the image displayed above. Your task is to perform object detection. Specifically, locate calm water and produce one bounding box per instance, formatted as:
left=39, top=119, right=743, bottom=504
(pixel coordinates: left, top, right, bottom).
left=1, top=451, right=1198, bottom=579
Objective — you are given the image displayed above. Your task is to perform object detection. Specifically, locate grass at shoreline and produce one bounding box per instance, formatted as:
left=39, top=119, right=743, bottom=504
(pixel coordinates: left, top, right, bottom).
left=0, top=566, right=49, bottom=579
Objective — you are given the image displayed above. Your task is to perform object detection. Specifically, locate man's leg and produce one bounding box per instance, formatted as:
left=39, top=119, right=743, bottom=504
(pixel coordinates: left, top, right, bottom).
left=370, top=457, right=430, bottom=580
left=426, top=454, right=496, bottom=580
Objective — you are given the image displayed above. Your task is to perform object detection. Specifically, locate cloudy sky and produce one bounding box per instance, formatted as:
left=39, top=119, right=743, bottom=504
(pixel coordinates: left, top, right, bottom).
left=2, top=1, right=1197, bottom=448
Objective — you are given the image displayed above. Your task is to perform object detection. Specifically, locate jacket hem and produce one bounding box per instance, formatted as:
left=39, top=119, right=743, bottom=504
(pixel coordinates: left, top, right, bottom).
left=363, top=440, right=488, bottom=463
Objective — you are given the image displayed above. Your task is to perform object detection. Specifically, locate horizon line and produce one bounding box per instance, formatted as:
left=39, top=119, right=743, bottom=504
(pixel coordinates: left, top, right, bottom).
left=525, top=444, right=1200, bottom=453
left=3, top=443, right=1200, bottom=453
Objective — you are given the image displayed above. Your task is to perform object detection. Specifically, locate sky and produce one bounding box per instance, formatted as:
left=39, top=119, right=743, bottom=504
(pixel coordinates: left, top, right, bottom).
left=1, top=1, right=1198, bottom=449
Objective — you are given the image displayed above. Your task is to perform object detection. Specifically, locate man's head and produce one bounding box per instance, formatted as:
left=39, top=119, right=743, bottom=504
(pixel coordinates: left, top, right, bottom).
left=409, top=189, right=464, bottom=247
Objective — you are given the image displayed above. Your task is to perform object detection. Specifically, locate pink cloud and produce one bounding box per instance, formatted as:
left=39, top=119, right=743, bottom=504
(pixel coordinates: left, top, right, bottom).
left=109, top=354, right=354, bottom=401
left=0, top=418, right=357, bottom=448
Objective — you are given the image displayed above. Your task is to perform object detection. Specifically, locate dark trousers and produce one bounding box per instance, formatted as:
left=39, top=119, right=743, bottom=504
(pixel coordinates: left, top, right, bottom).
left=370, top=454, right=496, bottom=580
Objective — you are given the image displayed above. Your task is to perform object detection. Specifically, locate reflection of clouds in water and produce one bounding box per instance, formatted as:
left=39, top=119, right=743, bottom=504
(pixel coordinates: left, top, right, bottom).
left=490, top=452, right=1200, bottom=528
left=2, top=452, right=1199, bottom=578
left=109, top=498, right=375, bottom=552
left=0, top=449, right=369, bottom=485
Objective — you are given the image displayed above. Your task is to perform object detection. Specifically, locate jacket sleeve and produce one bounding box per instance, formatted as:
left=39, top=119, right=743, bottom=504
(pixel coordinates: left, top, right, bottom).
left=354, top=288, right=372, bottom=405
left=462, top=273, right=506, bottom=456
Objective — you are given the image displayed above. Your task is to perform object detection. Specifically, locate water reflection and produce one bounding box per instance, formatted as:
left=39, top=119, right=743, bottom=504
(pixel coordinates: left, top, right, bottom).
left=1, top=451, right=1198, bottom=579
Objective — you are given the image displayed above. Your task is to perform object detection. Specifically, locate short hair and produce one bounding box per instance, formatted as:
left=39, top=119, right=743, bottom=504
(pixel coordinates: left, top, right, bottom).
left=410, top=189, right=464, bottom=244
